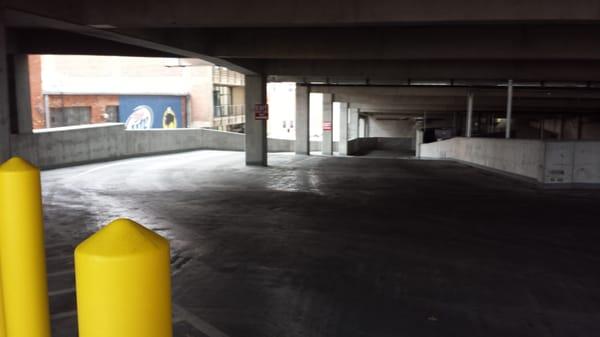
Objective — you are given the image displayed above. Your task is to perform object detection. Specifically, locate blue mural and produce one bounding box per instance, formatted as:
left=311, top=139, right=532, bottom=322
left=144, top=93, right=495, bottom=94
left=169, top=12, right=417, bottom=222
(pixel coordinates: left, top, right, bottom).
left=119, top=95, right=183, bottom=129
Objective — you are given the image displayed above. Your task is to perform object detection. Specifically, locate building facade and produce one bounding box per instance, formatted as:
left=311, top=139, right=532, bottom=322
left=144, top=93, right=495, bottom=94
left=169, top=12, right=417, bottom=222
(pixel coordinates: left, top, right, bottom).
left=28, top=55, right=245, bottom=131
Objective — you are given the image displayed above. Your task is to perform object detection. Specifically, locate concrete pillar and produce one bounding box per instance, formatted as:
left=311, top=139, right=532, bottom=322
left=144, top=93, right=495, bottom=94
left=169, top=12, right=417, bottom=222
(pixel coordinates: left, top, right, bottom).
left=0, top=22, right=10, bottom=162
left=415, top=129, right=424, bottom=158
left=348, top=108, right=359, bottom=140
left=14, top=55, right=32, bottom=134
left=358, top=117, right=365, bottom=138
left=466, top=91, right=474, bottom=137
left=505, top=79, right=513, bottom=139
left=43, top=94, right=50, bottom=128
left=295, top=85, right=310, bottom=155
left=577, top=114, right=583, bottom=140
left=322, top=93, right=333, bottom=155
left=452, top=111, right=457, bottom=136
left=338, top=102, right=348, bottom=155
left=244, top=75, right=267, bottom=166
left=558, top=114, right=565, bottom=140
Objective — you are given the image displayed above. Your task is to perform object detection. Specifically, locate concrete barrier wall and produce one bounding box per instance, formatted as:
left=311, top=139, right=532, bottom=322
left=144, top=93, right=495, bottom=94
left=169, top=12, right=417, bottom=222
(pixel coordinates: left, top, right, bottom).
left=347, top=137, right=413, bottom=155
left=572, top=142, right=600, bottom=184
left=268, top=138, right=294, bottom=152
left=422, top=137, right=600, bottom=184
left=376, top=137, right=415, bottom=151
left=10, top=123, right=298, bottom=168
left=348, top=137, right=378, bottom=155
left=544, top=141, right=600, bottom=184
left=420, top=137, right=546, bottom=181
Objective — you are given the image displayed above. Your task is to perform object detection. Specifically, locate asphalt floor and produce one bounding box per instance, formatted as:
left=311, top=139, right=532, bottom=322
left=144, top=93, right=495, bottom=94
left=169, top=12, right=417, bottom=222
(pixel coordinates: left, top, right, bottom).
left=41, top=150, right=600, bottom=337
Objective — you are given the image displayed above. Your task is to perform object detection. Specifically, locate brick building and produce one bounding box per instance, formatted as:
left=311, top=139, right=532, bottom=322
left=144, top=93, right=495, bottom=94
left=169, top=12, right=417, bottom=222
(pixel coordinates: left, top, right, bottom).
left=28, top=55, right=245, bottom=131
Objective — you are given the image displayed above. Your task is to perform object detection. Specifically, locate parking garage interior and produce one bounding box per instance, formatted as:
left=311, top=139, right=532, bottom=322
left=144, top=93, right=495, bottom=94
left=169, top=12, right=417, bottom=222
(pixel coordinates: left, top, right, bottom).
left=2, top=2, right=600, bottom=337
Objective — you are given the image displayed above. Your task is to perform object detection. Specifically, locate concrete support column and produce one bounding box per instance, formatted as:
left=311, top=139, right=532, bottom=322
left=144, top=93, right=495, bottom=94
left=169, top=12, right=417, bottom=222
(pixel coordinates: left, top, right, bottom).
left=577, top=114, right=583, bottom=140
left=245, top=75, right=267, bottom=166
left=505, top=79, right=513, bottom=139
left=295, top=85, right=310, bottom=155
left=348, top=108, right=359, bottom=140
left=338, top=102, right=348, bottom=155
left=558, top=114, right=565, bottom=140
left=416, top=129, right=424, bottom=158
left=14, top=55, right=32, bottom=134
left=466, top=91, right=474, bottom=137
left=452, top=111, right=457, bottom=136
left=322, top=93, right=333, bottom=155
left=0, top=22, right=10, bottom=162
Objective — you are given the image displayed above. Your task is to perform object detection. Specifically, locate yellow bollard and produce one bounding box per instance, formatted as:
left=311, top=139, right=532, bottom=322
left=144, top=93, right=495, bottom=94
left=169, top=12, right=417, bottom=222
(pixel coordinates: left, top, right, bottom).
left=0, top=157, right=51, bottom=337
left=0, top=268, right=5, bottom=337
left=75, top=218, right=172, bottom=337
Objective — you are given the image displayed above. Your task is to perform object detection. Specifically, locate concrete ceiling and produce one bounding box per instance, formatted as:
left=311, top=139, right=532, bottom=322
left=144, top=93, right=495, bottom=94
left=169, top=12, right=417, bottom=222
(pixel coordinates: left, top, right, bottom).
left=5, top=0, right=600, bottom=27
left=307, top=86, right=600, bottom=116
left=6, top=6, right=600, bottom=81
left=5, top=1, right=600, bottom=119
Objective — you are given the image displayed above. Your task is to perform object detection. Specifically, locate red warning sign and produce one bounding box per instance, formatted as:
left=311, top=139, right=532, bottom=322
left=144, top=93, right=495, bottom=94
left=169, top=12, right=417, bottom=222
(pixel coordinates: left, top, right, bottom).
left=254, top=104, right=269, bottom=120
left=323, top=121, right=332, bottom=131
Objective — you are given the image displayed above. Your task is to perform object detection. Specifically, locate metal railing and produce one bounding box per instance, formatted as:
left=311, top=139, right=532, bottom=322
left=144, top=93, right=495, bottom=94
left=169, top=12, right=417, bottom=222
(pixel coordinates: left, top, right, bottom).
left=213, top=105, right=245, bottom=129
left=214, top=104, right=245, bottom=118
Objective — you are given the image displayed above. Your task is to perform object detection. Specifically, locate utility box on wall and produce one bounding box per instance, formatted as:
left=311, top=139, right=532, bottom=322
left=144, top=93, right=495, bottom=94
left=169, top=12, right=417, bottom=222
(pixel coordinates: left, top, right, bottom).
left=119, top=95, right=186, bottom=129
left=544, top=142, right=575, bottom=184
left=544, top=141, right=600, bottom=185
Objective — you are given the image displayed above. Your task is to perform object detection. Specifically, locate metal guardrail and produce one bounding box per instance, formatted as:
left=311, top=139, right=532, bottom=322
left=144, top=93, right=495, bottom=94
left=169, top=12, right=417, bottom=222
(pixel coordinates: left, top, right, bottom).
left=214, top=105, right=245, bottom=118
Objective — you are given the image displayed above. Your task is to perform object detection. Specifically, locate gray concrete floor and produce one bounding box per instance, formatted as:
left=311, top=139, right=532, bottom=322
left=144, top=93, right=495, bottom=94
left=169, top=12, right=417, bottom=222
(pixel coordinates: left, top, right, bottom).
left=41, top=151, right=600, bottom=337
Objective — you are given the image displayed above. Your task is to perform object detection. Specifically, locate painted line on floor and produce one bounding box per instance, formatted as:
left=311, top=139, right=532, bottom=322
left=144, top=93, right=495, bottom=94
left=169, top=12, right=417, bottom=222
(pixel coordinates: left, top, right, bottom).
left=47, top=269, right=74, bottom=277
left=49, top=287, right=75, bottom=297
left=51, top=310, right=77, bottom=320
left=173, top=303, right=231, bottom=337
left=68, top=150, right=234, bottom=180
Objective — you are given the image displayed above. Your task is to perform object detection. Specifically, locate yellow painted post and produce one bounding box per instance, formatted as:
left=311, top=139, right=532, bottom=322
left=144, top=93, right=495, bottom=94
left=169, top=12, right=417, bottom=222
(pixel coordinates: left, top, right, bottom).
left=0, top=269, right=5, bottom=337
left=0, top=157, right=51, bottom=337
left=75, top=218, right=172, bottom=337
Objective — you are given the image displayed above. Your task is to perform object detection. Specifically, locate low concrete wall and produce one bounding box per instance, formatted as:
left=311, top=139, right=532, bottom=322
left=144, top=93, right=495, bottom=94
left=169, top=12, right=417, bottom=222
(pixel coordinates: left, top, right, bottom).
left=10, top=123, right=296, bottom=168
left=420, top=137, right=546, bottom=181
left=348, top=137, right=378, bottom=155
left=268, top=138, right=294, bottom=152
left=544, top=141, right=600, bottom=184
left=309, top=141, right=339, bottom=153
left=376, top=137, right=415, bottom=151
left=347, top=137, right=413, bottom=155
left=572, top=141, right=600, bottom=184
left=421, top=137, right=600, bottom=185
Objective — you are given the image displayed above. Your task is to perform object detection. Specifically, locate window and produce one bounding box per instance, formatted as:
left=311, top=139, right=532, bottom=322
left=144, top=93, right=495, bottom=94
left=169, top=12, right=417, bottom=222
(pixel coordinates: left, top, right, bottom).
left=104, top=106, right=119, bottom=122
left=49, top=106, right=91, bottom=127
left=214, top=85, right=232, bottom=117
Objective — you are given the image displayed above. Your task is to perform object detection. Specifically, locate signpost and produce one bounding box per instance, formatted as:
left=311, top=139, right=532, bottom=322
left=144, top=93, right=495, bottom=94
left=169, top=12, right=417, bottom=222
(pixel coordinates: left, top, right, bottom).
left=254, top=104, right=269, bottom=120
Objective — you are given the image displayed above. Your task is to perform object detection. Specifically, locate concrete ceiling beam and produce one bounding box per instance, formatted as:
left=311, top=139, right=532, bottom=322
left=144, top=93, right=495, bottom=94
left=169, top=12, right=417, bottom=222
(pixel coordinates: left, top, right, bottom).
left=263, top=59, right=600, bottom=82
left=312, top=86, right=600, bottom=100
left=5, top=0, right=600, bottom=27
